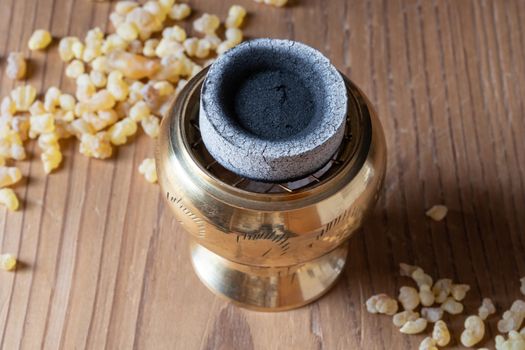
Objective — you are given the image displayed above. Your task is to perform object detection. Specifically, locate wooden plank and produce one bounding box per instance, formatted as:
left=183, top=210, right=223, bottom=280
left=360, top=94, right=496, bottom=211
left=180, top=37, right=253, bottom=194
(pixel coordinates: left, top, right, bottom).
left=0, top=1, right=523, bottom=349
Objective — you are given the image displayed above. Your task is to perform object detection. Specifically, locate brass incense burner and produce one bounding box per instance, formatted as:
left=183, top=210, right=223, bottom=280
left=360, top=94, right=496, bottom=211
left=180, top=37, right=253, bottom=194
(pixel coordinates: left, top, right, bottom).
left=156, top=64, right=386, bottom=311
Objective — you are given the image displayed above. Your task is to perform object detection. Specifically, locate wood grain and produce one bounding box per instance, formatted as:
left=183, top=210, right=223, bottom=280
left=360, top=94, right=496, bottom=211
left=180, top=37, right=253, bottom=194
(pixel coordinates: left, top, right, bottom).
left=0, top=0, right=524, bottom=349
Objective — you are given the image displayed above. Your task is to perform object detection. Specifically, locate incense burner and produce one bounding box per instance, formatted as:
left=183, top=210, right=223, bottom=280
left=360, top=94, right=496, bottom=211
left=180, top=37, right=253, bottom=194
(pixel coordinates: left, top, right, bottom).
left=156, top=39, right=386, bottom=311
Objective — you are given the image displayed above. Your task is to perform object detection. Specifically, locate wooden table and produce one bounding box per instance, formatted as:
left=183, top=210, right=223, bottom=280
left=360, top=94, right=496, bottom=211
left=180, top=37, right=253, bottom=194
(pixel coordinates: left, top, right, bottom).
left=0, top=0, right=524, bottom=349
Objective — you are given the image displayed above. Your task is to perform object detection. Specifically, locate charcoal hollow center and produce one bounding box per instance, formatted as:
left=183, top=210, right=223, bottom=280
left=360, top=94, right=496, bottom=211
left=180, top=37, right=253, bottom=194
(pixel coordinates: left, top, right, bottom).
left=232, top=69, right=315, bottom=140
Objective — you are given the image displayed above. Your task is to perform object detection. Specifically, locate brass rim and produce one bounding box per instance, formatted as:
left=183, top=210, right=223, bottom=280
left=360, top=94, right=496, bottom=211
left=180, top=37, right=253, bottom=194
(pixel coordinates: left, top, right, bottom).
left=168, top=67, right=372, bottom=202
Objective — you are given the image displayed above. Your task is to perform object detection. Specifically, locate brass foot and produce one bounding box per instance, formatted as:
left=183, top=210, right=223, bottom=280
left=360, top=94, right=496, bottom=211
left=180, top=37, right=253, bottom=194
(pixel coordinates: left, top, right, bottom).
left=189, top=241, right=349, bottom=311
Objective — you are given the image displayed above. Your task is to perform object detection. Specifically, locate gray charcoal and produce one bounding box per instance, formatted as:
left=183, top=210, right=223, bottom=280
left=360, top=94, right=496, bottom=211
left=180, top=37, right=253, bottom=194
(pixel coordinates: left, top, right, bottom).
left=200, top=38, right=347, bottom=182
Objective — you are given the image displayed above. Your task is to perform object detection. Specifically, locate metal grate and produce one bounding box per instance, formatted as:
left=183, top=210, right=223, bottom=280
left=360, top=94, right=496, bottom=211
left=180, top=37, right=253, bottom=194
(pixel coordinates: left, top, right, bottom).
left=182, top=82, right=362, bottom=194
